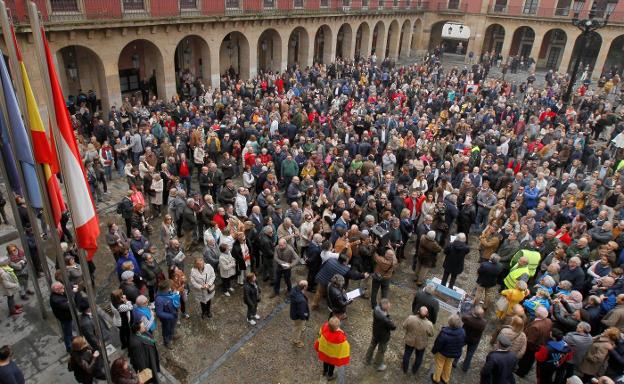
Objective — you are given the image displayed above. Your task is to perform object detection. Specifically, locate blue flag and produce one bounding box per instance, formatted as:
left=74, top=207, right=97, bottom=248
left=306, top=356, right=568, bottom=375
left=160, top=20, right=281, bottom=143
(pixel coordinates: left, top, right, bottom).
left=0, top=55, right=42, bottom=208
left=0, top=107, right=21, bottom=195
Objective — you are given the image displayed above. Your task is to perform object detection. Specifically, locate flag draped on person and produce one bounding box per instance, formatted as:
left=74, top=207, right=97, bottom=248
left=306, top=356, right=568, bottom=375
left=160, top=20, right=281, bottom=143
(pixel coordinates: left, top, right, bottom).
left=0, top=49, right=42, bottom=209
left=41, top=27, right=99, bottom=259
left=9, top=24, right=65, bottom=226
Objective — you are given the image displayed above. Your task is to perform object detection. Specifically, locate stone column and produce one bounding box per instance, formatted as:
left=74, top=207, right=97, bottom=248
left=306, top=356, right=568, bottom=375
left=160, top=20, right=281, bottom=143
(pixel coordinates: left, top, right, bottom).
left=303, top=28, right=315, bottom=68
left=557, top=33, right=578, bottom=73
left=161, top=49, right=177, bottom=101
left=387, top=26, right=400, bottom=60
left=280, top=31, right=289, bottom=72
left=375, top=28, right=387, bottom=60
left=591, top=38, right=612, bottom=80
left=362, top=27, right=373, bottom=58
left=324, top=29, right=337, bottom=64
left=500, top=30, right=514, bottom=61
left=400, top=24, right=412, bottom=59
left=346, top=27, right=357, bottom=60
left=529, top=31, right=545, bottom=65
left=209, top=41, right=221, bottom=89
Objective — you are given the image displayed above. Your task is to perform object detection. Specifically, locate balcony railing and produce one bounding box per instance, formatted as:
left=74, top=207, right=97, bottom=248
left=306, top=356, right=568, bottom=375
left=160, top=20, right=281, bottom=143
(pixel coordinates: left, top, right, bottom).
left=9, top=0, right=429, bottom=23
left=487, top=4, right=624, bottom=21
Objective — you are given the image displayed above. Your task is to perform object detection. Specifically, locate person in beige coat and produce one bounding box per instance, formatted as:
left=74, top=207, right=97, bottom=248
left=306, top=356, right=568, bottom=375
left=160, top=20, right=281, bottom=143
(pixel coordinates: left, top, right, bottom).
left=0, top=256, right=22, bottom=316
left=579, top=327, right=621, bottom=379
left=402, top=306, right=434, bottom=374
left=190, top=258, right=216, bottom=319
left=493, top=315, right=527, bottom=359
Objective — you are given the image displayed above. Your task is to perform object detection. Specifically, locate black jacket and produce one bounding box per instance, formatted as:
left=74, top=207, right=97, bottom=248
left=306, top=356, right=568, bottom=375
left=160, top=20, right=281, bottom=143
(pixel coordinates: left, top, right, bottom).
left=128, top=333, right=160, bottom=383
left=480, top=350, right=518, bottom=384
left=50, top=292, right=72, bottom=322
left=180, top=206, right=197, bottom=232
left=243, top=281, right=260, bottom=308
left=306, top=242, right=323, bottom=273
left=327, top=285, right=349, bottom=315
left=411, top=290, right=439, bottom=324
left=120, top=281, right=140, bottom=304
left=79, top=313, right=111, bottom=350
left=289, top=287, right=309, bottom=321
left=256, top=233, right=274, bottom=260
left=476, top=260, right=503, bottom=288
left=443, top=240, right=470, bottom=274
left=117, top=197, right=134, bottom=219
left=371, top=306, right=396, bottom=343
left=461, top=313, right=487, bottom=345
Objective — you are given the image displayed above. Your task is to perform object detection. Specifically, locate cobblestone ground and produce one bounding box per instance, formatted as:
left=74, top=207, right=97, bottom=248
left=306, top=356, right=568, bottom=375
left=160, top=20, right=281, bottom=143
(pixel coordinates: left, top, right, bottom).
left=86, top=173, right=537, bottom=384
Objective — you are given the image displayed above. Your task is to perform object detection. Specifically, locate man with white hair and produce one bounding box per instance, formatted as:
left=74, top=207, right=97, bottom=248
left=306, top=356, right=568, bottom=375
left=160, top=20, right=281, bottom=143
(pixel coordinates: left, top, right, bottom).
left=49, top=281, right=74, bottom=352
left=415, top=231, right=442, bottom=286
left=516, top=306, right=552, bottom=377
left=563, top=321, right=593, bottom=375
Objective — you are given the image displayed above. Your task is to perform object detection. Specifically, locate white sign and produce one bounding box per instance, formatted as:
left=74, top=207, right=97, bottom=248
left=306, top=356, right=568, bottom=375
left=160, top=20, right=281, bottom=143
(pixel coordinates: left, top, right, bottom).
left=441, top=23, right=471, bottom=40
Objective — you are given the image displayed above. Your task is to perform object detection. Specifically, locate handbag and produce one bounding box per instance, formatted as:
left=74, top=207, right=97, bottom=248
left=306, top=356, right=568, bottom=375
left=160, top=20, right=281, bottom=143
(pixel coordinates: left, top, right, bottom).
left=495, top=295, right=509, bottom=312
left=138, top=368, right=153, bottom=383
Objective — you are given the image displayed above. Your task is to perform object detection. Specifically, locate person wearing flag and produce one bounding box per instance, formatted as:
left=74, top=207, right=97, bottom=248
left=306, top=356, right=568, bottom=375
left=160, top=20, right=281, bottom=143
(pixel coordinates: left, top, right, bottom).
left=314, top=316, right=350, bottom=382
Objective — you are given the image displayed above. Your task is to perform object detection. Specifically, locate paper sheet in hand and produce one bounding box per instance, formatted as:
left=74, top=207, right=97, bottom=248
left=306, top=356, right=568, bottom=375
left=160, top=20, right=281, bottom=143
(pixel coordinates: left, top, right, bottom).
left=346, top=289, right=362, bottom=300
left=450, top=235, right=457, bottom=243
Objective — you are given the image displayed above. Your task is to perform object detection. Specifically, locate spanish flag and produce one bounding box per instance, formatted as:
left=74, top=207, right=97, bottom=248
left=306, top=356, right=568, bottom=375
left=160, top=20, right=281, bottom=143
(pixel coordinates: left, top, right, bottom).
left=9, top=24, right=65, bottom=226
left=314, top=322, right=350, bottom=367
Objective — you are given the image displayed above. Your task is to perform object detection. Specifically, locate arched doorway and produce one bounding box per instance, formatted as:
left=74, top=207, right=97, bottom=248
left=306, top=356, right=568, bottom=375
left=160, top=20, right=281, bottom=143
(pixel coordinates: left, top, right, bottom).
left=536, top=29, right=567, bottom=70
left=174, top=35, right=211, bottom=93
left=258, top=29, right=282, bottom=73
left=510, top=26, right=535, bottom=58
left=410, top=19, right=422, bottom=54
left=371, top=21, right=385, bottom=58
left=399, top=20, right=411, bottom=59
left=57, top=45, right=109, bottom=113
left=603, top=35, right=624, bottom=76
left=313, top=25, right=332, bottom=64
left=482, top=24, right=505, bottom=57
left=354, top=22, right=371, bottom=59
left=287, top=27, right=310, bottom=69
left=336, top=24, right=353, bottom=60
left=118, top=39, right=164, bottom=103
left=385, top=20, right=400, bottom=59
left=220, top=32, right=251, bottom=79
left=568, top=31, right=602, bottom=76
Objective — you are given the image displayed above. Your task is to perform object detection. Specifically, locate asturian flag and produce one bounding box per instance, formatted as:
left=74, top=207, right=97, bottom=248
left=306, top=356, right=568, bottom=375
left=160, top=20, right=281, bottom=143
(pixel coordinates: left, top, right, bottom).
left=41, top=27, right=99, bottom=259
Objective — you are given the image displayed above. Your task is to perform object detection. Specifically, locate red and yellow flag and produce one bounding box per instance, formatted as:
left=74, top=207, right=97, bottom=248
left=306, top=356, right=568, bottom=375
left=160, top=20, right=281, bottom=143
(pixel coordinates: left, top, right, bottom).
left=314, top=322, right=350, bottom=367
left=10, top=25, right=65, bottom=226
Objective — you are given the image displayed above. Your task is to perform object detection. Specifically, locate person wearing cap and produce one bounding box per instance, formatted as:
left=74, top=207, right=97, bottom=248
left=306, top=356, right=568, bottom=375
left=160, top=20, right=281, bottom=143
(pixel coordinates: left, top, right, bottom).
left=480, top=333, right=519, bottom=384
left=120, top=270, right=140, bottom=304
left=415, top=230, right=441, bottom=286
left=0, top=255, right=22, bottom=316
left=78, top=299, right=112, bottom=351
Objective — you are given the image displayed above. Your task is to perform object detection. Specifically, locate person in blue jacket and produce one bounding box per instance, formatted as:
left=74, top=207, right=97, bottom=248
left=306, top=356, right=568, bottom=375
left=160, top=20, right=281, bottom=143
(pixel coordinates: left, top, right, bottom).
left=154, top=280, right=179, bottom=349
left=115, top=246, right=141, bottom=280
left=289, top=280, right=310, bottom=348
left=431, top=314, right=466, bottom=384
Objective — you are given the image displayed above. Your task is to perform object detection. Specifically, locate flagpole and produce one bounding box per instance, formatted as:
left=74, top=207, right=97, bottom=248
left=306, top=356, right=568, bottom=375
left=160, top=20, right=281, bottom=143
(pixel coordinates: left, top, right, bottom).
left=0, top=0, right=52, bottom=287
left=0, top=70, right=47, bottom=320
left=0, top=0, right=81, bottom=330
left=27, top=3, right=112, bottom=382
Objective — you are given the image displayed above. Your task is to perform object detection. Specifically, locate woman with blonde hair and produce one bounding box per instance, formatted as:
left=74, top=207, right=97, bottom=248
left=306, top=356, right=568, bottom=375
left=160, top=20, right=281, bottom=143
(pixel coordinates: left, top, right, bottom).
left=492, top=315, right=527, bottom=358
left=190, top=257, right=216, bottom=319
left=69, top=336, right=105, bottom=383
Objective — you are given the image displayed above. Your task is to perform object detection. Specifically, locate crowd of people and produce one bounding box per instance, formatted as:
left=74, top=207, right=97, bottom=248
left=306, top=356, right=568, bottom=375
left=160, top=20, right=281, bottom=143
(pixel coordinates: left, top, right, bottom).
left=2, top=47, right=624, bottom=384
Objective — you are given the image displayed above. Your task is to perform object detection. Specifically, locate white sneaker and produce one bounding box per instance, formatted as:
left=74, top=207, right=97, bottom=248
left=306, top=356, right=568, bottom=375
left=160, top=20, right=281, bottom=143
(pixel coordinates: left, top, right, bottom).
left=229, top=287, right=235, bottom=292
left=248, top=319, right=256, bottom=325
left=254, top=314, right=260, bottom=320
left=224, top=292, right=231, bottom=297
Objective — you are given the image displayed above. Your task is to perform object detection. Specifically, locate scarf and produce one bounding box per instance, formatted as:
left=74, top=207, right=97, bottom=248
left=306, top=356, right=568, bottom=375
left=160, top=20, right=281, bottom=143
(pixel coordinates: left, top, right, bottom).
left=1, top=265, right=18, bottom=282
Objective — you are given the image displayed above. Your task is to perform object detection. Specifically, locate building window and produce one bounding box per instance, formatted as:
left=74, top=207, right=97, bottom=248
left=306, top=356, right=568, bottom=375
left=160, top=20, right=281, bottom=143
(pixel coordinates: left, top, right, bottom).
left=342, top=0, right=350, bottom=6
left=119, top=69, right=140, bottom=93
left=225, top=0, right=240, bottom=8
left=591, top=0, right=608, bottom=18
left=362, top=0, right=369, bottom=6
left=264, top=0, right=275, bottom=8
left=320, top=0, right=328, bottom=6
left=522, top=0, right=538, bottom=14
left=293, top=0, right=304, bottom=7
left=123, top=0, right=145, bottom=11
left=393, top=0, right=398, bottom=6
left=180, top=0, right=197, bottom=9
left=493, top=0, right=507, bottom=12
left=50, top=0, right=80, bottom=12
left=378, top=0, right=384, bottom=8
left=554, top=0, right=570, bottom=15
left=405, top=0, right=410, bottom=6
left=448, top=0, right=460, bottom=9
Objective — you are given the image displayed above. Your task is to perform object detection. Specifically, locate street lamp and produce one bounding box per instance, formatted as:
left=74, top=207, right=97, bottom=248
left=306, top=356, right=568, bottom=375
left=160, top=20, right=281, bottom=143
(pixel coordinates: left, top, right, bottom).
left=563, top=0, right=618, bottom=103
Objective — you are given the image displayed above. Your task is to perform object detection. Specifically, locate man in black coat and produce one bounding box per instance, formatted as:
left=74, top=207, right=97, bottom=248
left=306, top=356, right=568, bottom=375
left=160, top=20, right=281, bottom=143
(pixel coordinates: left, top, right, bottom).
left=117, top=191, right=135, bottom=237
left=475, top=254, right=502, bottom=311
left=78, top=301, right=111, bottom=350
left=411, top=283, right=439, bottom=324
left=289, top=280, right=310, bottom=348
left=50, top=282, right=74, bottom=352
left=365, top=298, right=396, bottom=371
left=480, top=333, right=518, bottom=384
left=441, top=233, right=470, bottom=289
left=305, top=235, right=323, bottom=293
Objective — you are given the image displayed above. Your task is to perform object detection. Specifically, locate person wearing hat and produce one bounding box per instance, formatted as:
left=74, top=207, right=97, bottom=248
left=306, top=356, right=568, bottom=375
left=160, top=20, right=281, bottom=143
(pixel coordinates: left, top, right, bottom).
left=78, top=299, right=112, bottom=351
left=0, top=255, right=22, bottom=316
left=480, top=333, right=519, bottom=384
